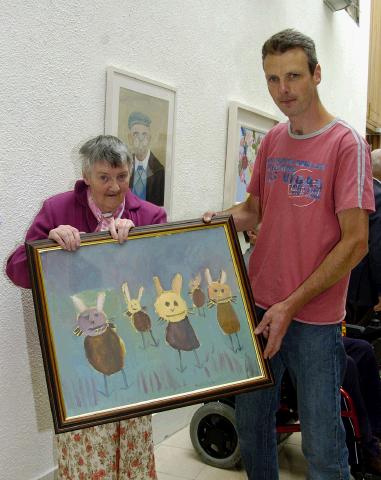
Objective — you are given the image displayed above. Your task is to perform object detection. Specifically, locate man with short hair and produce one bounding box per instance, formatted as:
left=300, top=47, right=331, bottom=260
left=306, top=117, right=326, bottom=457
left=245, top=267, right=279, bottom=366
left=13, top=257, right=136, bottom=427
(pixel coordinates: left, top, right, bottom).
left=128, top=111, right=165, bottom=206
left=204, top=29, right=374, bottom=479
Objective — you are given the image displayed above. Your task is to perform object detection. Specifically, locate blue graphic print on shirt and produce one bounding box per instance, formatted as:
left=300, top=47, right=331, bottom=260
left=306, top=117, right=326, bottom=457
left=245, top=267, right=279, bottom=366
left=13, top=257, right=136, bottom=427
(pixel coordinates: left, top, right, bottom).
left=266, top=157, right=325, bottom=207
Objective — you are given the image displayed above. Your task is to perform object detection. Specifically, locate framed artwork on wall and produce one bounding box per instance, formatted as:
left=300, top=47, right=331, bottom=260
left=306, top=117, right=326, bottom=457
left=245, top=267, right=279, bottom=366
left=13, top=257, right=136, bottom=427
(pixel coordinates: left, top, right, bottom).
left=223, top=102, right=278, bottom=209
left=105, top=67, right=176, bottom=218
left=26, top=216, right=273, bottom=433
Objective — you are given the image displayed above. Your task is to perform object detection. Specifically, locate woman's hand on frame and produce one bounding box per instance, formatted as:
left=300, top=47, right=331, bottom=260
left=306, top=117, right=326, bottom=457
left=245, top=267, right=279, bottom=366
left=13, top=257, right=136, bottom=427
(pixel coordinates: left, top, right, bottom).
left=48, top=225, right=81, bottom=251
left=109, top=218, right=135, bottom=244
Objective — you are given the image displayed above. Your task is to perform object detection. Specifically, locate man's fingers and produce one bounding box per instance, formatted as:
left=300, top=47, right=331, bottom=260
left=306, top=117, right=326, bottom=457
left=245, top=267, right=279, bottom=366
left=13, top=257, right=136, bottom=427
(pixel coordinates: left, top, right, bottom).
left=254, top=316, right=271, bottom=335
left=262, top=325, right=270, bottom=338
left=203, top=211, right=216, bottom=223
left=255, top=315, right=282, bottom=359
left=263, top=333, right=280, bottom=359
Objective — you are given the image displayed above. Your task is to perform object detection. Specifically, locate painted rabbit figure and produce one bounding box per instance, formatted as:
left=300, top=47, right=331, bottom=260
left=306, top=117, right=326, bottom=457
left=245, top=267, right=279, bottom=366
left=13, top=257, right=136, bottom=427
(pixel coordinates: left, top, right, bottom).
left=205, top=268, right=242, bottom=352
left=72, top=291, right=128, bottom=396
left=153, top=273, right=201, bottom=372
left=122, top=281, right=159, bottom=349
left=188, top=273, right=206, bottom=317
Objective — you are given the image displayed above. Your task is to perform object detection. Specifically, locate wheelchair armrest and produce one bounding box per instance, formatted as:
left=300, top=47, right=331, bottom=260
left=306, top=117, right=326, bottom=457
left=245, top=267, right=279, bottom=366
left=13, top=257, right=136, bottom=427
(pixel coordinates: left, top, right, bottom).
left=346, top=321, right=381, bottom=342
left=345, top=324, right=365, bottom=338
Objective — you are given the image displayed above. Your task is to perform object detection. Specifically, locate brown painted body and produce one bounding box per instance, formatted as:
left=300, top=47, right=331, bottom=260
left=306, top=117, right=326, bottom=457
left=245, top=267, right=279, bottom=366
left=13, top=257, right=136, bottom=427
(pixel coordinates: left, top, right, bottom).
left=133, top=311, right=151, bottom=332
left=166, top=316, right=200, bottom=351
left=192, top=288, right=205, bottom=308
left=84, top=327, right=125, bottom=375
left=217, top=302, right=240, bottom=335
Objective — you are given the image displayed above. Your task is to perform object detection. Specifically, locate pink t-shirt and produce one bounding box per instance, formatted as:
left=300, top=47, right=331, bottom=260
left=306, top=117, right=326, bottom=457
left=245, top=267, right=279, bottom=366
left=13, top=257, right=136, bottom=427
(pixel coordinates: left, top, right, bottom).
left=247, top=119, right=375, bottom=324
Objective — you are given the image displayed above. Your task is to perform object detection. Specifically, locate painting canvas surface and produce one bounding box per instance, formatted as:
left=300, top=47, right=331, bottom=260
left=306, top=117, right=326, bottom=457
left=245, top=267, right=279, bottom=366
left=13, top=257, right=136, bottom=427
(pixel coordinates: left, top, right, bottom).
left=224, top=102, right=278, bottom=209
left=235, top=125, right=265, bottom=203
left=37, top=225, right=264, bottom=422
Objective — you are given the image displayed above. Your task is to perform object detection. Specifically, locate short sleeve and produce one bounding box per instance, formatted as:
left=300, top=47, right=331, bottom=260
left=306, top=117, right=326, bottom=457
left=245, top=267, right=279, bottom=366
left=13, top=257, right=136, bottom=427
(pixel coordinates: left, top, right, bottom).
left=334, top=133, right=375, bottom=214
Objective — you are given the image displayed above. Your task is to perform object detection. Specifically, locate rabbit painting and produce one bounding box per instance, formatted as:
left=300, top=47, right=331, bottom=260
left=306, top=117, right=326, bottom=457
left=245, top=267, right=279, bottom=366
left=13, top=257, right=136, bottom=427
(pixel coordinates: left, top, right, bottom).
left=72, top=291, right=128, bottom=397
left=122, top=281, right=159, bottom=349
left=153, top=273, right=201, bottom=372
left=205, top=268, right=242, bottom=352
left=188, top=273, right=206, bottom=317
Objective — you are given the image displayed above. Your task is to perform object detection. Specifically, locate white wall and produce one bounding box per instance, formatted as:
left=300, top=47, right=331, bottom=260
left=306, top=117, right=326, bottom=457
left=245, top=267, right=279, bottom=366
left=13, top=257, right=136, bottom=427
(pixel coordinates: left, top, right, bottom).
left=0, top=1, right=370, bottom=478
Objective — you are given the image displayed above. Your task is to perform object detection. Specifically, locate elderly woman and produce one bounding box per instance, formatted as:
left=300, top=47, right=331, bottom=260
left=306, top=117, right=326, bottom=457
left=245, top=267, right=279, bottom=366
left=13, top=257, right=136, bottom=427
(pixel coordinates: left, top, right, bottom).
left=6, top=135, right=166, bottom=479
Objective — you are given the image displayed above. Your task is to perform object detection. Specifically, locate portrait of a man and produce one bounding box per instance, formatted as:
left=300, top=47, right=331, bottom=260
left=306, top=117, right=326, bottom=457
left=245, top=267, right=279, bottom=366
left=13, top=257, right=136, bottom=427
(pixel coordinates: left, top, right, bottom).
left=127, top=111, right=165, bottom=206
left=106, top=69, right=175, bottom=213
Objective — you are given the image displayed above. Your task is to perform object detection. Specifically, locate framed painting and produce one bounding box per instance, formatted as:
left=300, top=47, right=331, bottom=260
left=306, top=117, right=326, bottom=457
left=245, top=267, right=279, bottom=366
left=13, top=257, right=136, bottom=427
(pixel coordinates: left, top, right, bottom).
left=26, top=216, right=273, bottom=433
left=105, top=67, right=176, bottom=218
left=223, top=102, right=278, bottom=209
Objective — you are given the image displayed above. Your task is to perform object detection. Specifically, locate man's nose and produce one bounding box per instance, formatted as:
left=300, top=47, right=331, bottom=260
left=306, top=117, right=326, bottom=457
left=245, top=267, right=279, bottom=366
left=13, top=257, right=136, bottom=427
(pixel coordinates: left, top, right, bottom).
left=280, top=82, right=290, bottom=93
left=279, top=79, right=290, bottom=94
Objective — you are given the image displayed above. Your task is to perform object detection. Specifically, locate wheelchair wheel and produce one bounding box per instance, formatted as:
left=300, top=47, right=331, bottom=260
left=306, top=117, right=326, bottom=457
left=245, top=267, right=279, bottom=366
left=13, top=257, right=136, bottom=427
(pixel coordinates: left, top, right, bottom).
left=190, top=401, right=241, bottom=469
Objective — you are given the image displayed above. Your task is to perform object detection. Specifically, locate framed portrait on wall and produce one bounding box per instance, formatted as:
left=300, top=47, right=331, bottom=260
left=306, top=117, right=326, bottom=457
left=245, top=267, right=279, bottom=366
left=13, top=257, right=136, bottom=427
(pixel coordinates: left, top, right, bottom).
left=223, top=102, right=278, bottom=209
left=105, top=67, right=176, bottom=218
left=26, top=216, right=273, bottom=433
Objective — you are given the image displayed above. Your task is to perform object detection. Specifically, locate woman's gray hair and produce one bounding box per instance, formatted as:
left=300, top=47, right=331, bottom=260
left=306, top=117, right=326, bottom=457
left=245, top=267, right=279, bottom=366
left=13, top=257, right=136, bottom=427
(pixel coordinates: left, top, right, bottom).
left=262, top=29, right=318, bottom=75
left=80, top=135, right=132, bottom=176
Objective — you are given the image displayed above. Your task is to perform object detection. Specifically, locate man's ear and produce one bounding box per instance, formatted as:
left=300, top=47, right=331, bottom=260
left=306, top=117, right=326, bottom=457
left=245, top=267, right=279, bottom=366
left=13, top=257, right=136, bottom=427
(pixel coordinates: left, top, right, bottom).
left=313, top=64, right=321, bottom=86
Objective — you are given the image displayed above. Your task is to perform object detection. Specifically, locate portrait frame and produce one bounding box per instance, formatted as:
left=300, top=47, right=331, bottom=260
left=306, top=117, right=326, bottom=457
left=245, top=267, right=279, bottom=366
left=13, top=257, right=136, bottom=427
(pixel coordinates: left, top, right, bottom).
left=223, top=101, right=278, bottom=209
left=26, top=216, right=273, bottom=433
left=105, top=67, right=176, bottom=218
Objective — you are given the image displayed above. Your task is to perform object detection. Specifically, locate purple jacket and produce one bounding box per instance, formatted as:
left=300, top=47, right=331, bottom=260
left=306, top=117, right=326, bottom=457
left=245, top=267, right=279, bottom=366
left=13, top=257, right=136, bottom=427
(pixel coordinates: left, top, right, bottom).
left=6, top=180, right=167, bottom=289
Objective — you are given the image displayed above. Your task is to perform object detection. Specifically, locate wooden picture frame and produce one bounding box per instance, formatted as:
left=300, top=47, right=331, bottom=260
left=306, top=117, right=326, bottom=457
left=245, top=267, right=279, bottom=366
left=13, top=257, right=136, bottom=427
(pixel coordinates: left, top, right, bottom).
left=223, top=102, right=278, bottom=209
left=26, top=216, right=273, bottom=433
left=105, top=66, right=176, bottom=218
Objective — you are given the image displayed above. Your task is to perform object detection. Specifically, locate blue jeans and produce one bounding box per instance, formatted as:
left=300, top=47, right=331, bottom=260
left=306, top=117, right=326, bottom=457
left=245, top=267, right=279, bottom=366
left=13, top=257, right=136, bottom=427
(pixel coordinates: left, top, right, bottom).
left=236, top=310, right=349, bottom=480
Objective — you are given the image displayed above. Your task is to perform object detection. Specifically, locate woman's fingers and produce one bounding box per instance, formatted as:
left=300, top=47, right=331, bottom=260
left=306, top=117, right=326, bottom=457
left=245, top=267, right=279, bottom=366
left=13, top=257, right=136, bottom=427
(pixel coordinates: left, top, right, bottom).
left=48, top=225, right=81, bottom=251
left=109, top=218, right=135, bottom=244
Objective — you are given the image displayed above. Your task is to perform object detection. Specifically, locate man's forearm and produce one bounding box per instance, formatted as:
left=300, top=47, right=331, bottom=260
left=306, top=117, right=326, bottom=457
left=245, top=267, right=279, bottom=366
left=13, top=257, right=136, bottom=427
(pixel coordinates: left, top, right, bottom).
left=217, top=195, right=261, bottom=232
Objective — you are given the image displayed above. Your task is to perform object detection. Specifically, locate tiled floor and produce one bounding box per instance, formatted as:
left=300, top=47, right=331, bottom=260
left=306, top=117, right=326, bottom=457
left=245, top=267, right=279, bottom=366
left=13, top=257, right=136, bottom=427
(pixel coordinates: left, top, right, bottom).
left=154, top=426, right=307, bottom=480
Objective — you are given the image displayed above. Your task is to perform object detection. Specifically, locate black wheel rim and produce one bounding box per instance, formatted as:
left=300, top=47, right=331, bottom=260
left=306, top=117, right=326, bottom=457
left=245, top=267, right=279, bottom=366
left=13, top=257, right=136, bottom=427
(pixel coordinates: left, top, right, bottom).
left=197, top=413, right=238, bottom=459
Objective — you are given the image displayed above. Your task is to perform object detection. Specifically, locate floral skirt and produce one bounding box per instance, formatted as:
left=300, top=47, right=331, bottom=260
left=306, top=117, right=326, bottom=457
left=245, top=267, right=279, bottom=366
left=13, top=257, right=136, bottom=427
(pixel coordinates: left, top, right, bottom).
left=56, top=416, right=157, bottom=480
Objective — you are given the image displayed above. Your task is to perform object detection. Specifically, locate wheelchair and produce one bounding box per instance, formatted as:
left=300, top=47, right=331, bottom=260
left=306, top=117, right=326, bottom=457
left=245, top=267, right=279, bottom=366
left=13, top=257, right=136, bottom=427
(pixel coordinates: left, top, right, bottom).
left=345, top=312, right=381, bottom=368
left=189, top=371, right=298, bottom=470
left=189, top=317, right=381, bottom=479
left=189, top=381, right=378, bottom=479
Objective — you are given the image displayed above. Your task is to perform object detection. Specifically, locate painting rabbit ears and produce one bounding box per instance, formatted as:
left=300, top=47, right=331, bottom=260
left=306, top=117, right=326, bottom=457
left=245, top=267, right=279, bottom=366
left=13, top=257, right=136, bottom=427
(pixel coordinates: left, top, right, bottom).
left=122, top=281, right=144, bottom=303
left=72, top=291, right=106, bottom=313
left=25, top=215, right=273, bottom=433
left=205, top=268, right=227, bottom=284
left=153, top=273, right=182, bottom=295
